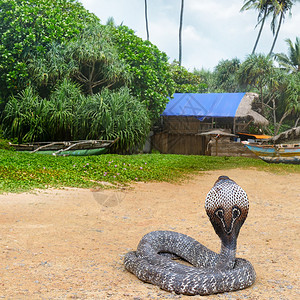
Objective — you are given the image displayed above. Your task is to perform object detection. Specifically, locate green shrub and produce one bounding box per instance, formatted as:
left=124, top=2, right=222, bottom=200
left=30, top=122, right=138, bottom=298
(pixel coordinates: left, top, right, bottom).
left=2, top=85, right=151, bottom=153
left=78, top=88, right=151, bottom=152
left=2, top=86, right=49, bottom=143
left=48, top=78, right=83, bottom=140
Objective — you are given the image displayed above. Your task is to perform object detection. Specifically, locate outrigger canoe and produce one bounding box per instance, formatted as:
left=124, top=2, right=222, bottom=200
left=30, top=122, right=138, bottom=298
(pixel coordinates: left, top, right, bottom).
left=243, top=142, right=300, bottom=164
left=10, top=139, right=118, bottom=156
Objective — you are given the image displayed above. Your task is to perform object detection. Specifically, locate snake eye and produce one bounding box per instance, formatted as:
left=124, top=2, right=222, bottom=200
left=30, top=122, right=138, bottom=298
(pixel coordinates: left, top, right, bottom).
left=215, top=209, right=224, bottom=219
left=232, top=207, right=241, bottom=220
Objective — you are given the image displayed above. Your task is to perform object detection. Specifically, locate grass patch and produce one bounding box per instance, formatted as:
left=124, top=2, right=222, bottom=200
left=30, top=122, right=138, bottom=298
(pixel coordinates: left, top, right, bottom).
left=0, top=149, right=299, bottom=193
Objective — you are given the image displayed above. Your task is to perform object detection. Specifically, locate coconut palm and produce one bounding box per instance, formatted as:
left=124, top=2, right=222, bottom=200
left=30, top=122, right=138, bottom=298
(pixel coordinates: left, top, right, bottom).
left=269, top=0, right=296, bottom=55
left=179, top=0, right=184, bottom=66
left=144, top=0, right=149, bottom=40
left=275, top=37, right=300, bottom=72
left=241, top=0, right=274, bottom=54
left=275, top=72, right=300, bottom=133
left=213, top=58, right=241, bottom=92
left=284, top=75, right=300, bottom=126
left=237, top=54, right=274, bottom=114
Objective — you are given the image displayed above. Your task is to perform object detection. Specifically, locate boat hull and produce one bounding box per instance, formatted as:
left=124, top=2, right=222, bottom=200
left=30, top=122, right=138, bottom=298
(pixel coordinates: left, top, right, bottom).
left=244, top=143, right=300, bottom=164
left=260, top=156, right=300, bottom=164
left=9, top=139, right=118, bottom=156
left=33, top=148, right=107, bottom=156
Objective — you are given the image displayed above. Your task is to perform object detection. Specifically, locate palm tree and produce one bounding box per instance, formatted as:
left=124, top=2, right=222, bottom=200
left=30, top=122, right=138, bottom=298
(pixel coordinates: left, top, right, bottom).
left=179, top=0, right=184, bottom=66
left=144, top=0, right=149, bottom=40
left=269, top=0, right=296, bottom=55
left=241, top=0, right=274, bottom=54
left=213, top=58, right=241, bottom=92
left=275, top=37, right=300, bottom=72
left=275, top=73, right=300, bottom=134
left=237, top=54, right=274, bottom=114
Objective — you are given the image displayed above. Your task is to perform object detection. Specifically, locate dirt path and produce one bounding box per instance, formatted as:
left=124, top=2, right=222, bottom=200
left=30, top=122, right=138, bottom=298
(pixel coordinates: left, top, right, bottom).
left=0, top=169, right=299, bottom=299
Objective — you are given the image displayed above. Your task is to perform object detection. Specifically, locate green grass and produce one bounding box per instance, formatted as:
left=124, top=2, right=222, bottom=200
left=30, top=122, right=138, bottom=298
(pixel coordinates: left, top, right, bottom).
left=0, top=149, right=299, bottom=193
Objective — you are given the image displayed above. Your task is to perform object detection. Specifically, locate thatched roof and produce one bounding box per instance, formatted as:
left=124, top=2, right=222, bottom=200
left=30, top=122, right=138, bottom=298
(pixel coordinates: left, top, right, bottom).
left=235, top=93, right=269, bottom=126
left=268, top=126, right=300, bottom=144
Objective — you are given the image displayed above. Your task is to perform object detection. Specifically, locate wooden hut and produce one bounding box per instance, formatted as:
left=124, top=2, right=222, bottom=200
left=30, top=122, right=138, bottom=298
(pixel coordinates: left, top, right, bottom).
left=152, top=92, right=268, bottom=156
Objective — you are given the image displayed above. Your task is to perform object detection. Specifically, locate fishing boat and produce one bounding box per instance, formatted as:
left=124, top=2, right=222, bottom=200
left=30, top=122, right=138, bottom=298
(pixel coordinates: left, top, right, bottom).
left=10, top=139, right=118, bottom=156
left=242, top=142, right=300, bottom=164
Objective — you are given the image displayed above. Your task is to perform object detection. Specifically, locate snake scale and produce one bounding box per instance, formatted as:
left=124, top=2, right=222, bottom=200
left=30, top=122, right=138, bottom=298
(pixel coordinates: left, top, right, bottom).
left=124, top=176, right=256, bottom=295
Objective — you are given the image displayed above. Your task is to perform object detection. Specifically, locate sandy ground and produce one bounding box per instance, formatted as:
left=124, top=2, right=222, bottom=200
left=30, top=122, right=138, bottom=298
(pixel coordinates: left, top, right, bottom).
left=0, top=169, right=299, bottom=300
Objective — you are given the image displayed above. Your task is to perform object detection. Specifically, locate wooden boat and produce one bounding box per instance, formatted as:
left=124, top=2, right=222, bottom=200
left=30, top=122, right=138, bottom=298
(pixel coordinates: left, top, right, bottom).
left=10, top=139, right=118, bottom=156
left=242, top=142, right=300, bottom=164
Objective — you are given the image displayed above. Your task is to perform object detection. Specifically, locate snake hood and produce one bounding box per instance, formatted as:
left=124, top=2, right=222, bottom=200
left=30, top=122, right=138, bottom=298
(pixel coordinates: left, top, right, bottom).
left=205, top=176, right=249, bottom=251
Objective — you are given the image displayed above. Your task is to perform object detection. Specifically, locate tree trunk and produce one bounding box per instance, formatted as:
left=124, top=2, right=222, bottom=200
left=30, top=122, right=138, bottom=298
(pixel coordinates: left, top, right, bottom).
left=272, top=98, right=276, bottom=130
left=144, top=0, right=149, bottom=41
left=260, top=86, right=264, bottom=115
left=179, top=0, right=184, bottom=66
left=269, top=11, right=283, bottom=55
left=252, top=8, right=267, bottom=54
left=295, top=117, right=300, bottom=128
left=275, top=110, right=290, bottom=135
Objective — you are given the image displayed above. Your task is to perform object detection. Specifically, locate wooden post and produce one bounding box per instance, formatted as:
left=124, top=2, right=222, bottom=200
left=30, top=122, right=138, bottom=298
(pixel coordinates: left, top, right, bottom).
left=233, top=117, right=236, bottom=134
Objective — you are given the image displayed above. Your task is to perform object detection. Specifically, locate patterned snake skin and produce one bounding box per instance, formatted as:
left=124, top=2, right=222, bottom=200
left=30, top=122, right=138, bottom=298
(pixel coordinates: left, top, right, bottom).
left=124, top=176, right=256, bottom=295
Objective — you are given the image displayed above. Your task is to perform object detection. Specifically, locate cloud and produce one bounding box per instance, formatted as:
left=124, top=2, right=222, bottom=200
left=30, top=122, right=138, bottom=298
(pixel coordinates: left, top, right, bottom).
left=186, top=0, right=242, bottom=21
left=80, top=0, right=300, bottom=70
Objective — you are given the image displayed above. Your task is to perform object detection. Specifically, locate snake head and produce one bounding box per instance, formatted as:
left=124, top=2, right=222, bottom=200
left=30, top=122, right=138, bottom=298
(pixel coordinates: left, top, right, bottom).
left=205, top=176, right=249, bottom=250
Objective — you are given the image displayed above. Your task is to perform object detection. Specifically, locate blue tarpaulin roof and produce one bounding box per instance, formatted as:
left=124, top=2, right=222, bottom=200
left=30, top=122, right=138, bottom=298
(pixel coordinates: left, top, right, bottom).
left=162, top=93, right=246, bottom=118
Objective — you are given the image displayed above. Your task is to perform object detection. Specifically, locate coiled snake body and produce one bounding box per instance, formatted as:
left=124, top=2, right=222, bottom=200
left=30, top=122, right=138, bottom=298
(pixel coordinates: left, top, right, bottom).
left=124, top=176, right=256, bottom=295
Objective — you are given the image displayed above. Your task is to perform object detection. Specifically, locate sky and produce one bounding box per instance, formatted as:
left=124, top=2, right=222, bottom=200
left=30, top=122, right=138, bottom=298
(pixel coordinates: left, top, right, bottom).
left=80, top=0, right=300, bottom=71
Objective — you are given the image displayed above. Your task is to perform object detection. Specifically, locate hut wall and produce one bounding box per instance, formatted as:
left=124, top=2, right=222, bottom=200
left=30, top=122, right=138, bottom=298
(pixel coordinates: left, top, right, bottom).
left=163, top=116, right=215, bottom=134
left=152, top=133, right=206, bottom=155
left=210, top=139, right=257, bottom=158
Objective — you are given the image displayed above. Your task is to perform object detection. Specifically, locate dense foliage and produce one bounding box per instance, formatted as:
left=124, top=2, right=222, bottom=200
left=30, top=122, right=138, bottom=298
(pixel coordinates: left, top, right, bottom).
left=3, top=84, right=150, bottom=151
left=109, top=24, right=175, bottom=121
left=170, top=61, right=207, bottom=93
left=238, top=54, right=274, bottom=112
left=0, top=0, right=98, bottom=100
left=28, top=24, right=130, bottom=97
left=0, top=0, right=178, bottom=152
left=193, top=47, right=299, bottom=134
left=212, top=58, right=242, bottom=93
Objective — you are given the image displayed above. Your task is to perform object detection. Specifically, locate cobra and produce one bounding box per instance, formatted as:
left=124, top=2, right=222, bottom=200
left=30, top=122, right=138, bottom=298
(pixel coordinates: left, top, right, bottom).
left=124, top=176, right=256, bottom=295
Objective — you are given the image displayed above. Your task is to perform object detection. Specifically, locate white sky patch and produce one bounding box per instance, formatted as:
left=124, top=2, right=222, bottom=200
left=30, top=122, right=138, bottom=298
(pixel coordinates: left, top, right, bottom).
left=148, top=18, right=178, bottom=60
left=187, top=0, right=242, bottom=21
left=80, top=0, right=300, bottom=70
left=183, top=25, right=202, bottom=42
